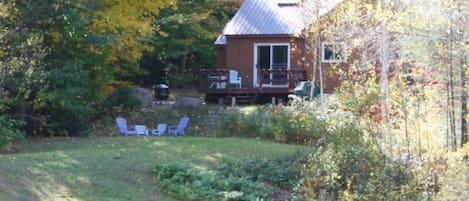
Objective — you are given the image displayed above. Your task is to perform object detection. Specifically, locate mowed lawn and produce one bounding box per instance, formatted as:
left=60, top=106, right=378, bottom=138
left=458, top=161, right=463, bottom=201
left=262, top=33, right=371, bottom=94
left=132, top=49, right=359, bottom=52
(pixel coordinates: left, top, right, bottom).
left=0, top=137, right=309, bottom=201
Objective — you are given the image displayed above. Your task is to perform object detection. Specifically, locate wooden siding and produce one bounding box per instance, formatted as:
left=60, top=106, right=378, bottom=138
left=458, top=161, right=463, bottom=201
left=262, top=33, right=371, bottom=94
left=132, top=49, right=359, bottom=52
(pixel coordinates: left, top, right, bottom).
left=215, top=46, right=226, bottom=68
left=215, top=35, right=342, bottom=93
left=224, top=35, right=306, bottom=88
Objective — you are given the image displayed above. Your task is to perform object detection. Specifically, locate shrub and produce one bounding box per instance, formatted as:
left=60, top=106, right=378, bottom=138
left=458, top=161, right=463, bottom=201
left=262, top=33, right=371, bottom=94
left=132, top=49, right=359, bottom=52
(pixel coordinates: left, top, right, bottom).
left=296, top=120, right=428, bottom=200
left=298, top=142, right=381, bottom=200
left=218, top=154, right=303, bottom=189
left=106, top=87, right=142, bottom=115
left=215, top=106, right=325, bottom=144
left=153, top=154, right=304, bottom=200
left=436, top=144, right=469, bottom=200
left=0, top=115, right=25, bottom=149
left=153, top=162, right=272, bottom=200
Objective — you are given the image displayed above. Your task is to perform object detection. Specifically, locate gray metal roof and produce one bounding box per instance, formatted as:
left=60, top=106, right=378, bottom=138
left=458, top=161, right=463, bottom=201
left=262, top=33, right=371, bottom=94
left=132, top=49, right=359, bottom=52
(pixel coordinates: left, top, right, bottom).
left=215, top=0, right=345, bottom=45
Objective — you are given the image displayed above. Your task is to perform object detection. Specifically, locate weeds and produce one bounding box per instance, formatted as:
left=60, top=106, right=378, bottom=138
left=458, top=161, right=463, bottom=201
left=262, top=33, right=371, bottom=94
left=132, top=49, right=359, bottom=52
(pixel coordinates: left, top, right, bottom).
left=153, top=154, right=304, bottom=201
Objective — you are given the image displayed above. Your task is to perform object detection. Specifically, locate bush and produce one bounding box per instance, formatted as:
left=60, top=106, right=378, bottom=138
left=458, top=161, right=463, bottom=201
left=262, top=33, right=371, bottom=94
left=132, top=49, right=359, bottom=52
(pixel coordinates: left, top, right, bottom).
left=215, top=106, right=325, bottom=144
left=153, top=162, right=272, bottom=201
left=153, top=154, right=304, bottom=200
left=296, top=119, right=428, bottom=200
left=298, top=142, right=381, bottom=200
left=106, top=87, right=142, bottom=115
left=0, top=115, right=25, bottom=149
left=436, top=144, right=469, bottom=200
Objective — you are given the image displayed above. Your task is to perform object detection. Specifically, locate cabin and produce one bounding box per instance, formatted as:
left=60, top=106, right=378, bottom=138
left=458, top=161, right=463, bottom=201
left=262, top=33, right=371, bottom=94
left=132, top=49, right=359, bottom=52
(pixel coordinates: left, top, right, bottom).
left=199, top=0, right=346, bottom=104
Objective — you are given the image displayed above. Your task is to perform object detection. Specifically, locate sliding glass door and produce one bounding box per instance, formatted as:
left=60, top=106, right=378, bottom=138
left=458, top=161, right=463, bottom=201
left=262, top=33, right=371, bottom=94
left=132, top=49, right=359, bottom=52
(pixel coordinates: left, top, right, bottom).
left=254, top=43, right=289, bottom=87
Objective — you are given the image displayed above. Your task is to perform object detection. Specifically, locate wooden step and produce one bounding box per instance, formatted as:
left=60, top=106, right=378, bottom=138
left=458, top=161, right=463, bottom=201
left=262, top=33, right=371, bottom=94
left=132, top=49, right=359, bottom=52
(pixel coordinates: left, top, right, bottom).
left=228, top=93, right=257, bottom=105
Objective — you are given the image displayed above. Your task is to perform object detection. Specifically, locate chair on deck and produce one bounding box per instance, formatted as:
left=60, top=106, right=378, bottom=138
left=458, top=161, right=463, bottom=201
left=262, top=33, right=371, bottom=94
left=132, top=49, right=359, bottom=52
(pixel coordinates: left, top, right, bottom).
left=167, top=116, right=189, bottom=136
left=229, top=70, right=242, bottom=88
left=115, top=117, right=148, bottom=136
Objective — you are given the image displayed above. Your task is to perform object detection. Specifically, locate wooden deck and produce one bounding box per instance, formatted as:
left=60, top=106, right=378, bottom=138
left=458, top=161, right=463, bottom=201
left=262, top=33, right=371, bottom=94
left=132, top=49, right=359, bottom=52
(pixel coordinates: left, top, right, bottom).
left=198, top=68, right=306, bottom=104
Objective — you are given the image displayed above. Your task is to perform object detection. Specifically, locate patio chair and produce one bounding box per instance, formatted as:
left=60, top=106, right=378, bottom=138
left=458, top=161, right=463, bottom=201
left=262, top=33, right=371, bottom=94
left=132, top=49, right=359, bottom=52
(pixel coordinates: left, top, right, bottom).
left=135, top=125, right=149, bottom=136
left=229, top=70, right=242, bottom=88
left=167, top=116, right=189, bottom=136
left=151, top=123, right=168, bottom=136
left=115, top=117, right=148, bottom=136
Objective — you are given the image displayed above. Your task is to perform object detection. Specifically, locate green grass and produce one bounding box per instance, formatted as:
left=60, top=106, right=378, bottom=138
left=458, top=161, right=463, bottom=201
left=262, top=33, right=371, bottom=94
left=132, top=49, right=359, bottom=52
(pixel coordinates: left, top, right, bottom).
left=0, top=137, right=309, bottom=201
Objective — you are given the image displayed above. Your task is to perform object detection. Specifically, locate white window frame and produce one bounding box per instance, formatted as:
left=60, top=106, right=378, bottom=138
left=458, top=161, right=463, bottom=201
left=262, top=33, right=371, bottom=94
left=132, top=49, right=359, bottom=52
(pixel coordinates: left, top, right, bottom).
left=253, top=43, right=290, bottom=87
left=321, top=42, right=346, bottom=63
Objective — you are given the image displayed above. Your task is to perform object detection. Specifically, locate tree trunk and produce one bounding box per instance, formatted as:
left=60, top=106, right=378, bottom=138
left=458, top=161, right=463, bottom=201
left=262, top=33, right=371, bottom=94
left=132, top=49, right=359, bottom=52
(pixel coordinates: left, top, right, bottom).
left=448, top=41, right=457, bottom=151
left=310, top=34, right=319, bottom=102
left=378, top=0, right=392, bottom=157
left=460, top=48, right=468, bottom=146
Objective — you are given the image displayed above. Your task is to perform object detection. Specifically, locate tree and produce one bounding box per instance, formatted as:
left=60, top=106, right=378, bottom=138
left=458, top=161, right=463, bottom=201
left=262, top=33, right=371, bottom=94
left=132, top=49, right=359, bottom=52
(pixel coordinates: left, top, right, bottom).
left=398, top=0, right=468, bottom=149
left=0, top=0, right=174, bottom=135
left=86, top=0, right=174, bottom=80
left=140, top=0, right=236, bottom=87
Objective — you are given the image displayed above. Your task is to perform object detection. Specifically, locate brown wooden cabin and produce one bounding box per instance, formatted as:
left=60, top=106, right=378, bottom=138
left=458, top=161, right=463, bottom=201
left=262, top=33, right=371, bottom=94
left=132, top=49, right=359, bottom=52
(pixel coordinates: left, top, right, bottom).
left=199, top=0, right=345, bottom=104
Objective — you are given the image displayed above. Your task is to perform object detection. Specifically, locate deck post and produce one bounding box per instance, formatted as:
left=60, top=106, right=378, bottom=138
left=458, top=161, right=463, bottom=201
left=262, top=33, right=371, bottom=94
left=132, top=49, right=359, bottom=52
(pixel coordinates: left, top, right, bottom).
left=231, top=97, right=236, bottom=107
left=271, top=97, right=276, bottom=106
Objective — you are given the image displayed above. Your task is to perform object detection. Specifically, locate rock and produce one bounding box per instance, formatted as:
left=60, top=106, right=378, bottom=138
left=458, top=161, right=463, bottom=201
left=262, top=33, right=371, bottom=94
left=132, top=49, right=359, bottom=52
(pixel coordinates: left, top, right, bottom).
left=131, top=87, right=153, bottom=108
left=174, top=96, right=203, bottom=108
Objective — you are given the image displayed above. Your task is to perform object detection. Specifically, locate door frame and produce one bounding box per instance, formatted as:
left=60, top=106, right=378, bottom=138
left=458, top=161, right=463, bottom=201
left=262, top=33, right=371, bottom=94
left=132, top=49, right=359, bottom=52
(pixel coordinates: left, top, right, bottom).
left=253, top=43, right=290, bottom=87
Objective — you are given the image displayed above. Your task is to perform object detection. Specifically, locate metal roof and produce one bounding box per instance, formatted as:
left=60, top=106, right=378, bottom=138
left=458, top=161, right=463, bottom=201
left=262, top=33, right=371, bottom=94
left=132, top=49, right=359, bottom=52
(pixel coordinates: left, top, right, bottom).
left=215, top=0, right=345, bottom=45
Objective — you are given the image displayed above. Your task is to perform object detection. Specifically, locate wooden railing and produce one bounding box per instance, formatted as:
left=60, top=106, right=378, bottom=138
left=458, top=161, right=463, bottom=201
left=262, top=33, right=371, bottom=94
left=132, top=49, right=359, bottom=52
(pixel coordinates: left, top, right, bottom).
left=198, top=69, right=231, bottom=92
left=198, top=68, right=306, bottom=93
left=256, top=68, right=306, bottom=89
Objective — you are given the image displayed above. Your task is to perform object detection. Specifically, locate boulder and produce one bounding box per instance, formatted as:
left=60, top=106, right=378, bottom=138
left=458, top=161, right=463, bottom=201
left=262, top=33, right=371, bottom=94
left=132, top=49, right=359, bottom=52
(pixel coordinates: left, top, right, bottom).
left=131, top=87, right=153, bottom=108
left=174, top=96, right=203, bottom=108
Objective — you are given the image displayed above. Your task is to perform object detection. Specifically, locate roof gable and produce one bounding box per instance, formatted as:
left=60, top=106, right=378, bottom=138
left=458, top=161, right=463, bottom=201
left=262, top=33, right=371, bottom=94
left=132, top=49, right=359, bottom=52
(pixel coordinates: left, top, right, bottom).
left=215, top=0, right=344, bottom=45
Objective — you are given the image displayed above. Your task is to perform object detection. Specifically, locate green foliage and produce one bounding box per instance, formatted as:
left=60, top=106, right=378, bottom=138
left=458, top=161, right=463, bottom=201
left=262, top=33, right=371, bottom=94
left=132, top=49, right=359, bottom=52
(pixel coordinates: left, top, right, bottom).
left=139, top=1, right=237, bottom=87
left=153, top=154, right=303, bottom=200
left=1, top=137, right=306, bottom=200
left=216, top=106, right=325, bottom=144
left=0, top=115, right=25, bottom=149
left=296, top=133, right=423, bottom=200
left=297, top=116, right=381, bottom=199
left=105, top=87, right=142, bottom=116
left=154, top=163, right=271, bottom=201
left=0, top=0, right=107, bottom=136
left=331, top=69, right=381, bottom=118
left=436, top=144, right=469, bottom=200
left=218, top=154, right=303, bottom=189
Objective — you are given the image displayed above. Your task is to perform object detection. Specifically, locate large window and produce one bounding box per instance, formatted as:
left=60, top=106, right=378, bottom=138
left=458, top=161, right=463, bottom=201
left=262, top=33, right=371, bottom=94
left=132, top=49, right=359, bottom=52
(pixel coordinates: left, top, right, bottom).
left=256, top=44, right=289, bottom=69
left=255, top=43, right=290, bottom=86
left=322, top=43, right=345, bottom=63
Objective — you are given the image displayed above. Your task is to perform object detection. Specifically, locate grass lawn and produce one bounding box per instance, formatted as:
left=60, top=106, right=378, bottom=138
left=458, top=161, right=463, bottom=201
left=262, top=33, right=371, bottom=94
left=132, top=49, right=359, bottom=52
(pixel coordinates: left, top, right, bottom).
left=0, top=137, right=309, bottom=201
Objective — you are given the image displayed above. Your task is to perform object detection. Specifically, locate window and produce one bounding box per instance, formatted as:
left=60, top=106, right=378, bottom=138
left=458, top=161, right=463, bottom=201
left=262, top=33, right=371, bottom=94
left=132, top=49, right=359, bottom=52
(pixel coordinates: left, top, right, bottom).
left=322, top=43, right=345, bottom=63
left=256, top=44, right=289, bottom=70
left=255, top=43, right=290, bottom=86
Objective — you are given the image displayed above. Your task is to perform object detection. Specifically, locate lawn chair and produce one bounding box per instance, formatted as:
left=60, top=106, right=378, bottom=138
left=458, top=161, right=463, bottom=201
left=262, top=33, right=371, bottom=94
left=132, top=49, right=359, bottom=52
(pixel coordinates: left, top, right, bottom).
left=135, top=125, right=149, bottom=136
left=151, top=123, right=167, bottom=136
left=115, top=117, right=148, bottom=136
left=229, top=70, right=242, bottom=88
left=167, top=116, right=189, bottom=136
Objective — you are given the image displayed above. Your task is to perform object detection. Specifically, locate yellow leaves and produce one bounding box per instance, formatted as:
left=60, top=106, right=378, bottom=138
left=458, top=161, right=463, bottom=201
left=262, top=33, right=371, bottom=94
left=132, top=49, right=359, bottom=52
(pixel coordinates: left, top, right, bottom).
left=48, top=30, right=62, bottom=43
left=87, top=0, right=173, bottom=67
left=0, top=3, right=8, bottom=18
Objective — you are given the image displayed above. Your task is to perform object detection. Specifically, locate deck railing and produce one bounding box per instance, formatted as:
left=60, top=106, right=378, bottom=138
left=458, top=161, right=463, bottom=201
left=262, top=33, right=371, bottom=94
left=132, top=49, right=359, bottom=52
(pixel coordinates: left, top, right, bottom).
left=198, top=68, right=306, bottom=93
left=256, top=68, right=306, bottom=89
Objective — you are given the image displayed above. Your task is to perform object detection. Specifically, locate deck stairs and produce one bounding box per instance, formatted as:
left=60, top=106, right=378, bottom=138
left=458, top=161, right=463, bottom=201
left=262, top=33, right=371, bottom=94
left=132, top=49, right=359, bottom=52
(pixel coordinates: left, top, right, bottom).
left=227, top=91, right=259, bottom=105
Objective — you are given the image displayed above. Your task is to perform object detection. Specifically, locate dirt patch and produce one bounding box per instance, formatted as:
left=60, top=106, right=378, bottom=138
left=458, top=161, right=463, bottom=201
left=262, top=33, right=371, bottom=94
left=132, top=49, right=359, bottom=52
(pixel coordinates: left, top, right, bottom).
left=0, top=142, right=19, bottom=154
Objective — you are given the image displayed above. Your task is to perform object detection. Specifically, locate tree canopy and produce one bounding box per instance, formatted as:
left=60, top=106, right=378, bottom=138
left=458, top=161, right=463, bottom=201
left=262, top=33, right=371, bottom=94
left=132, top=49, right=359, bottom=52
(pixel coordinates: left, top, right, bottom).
left=0, top=0, right=237, bottom=138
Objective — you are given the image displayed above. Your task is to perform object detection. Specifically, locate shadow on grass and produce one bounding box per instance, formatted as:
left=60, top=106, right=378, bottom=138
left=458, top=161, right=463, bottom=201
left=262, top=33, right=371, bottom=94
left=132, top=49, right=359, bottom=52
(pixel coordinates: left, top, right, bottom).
left=0, top=137, right=308, bottom=201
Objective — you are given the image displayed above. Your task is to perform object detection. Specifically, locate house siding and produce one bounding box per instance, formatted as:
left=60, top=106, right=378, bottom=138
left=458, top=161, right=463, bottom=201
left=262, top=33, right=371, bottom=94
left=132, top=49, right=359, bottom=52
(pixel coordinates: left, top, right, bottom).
left=215, top=46, right=226, bottom=68
left=223, top=35, right=307, bottom=88
left=216, top=35, right=340, bottom=92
